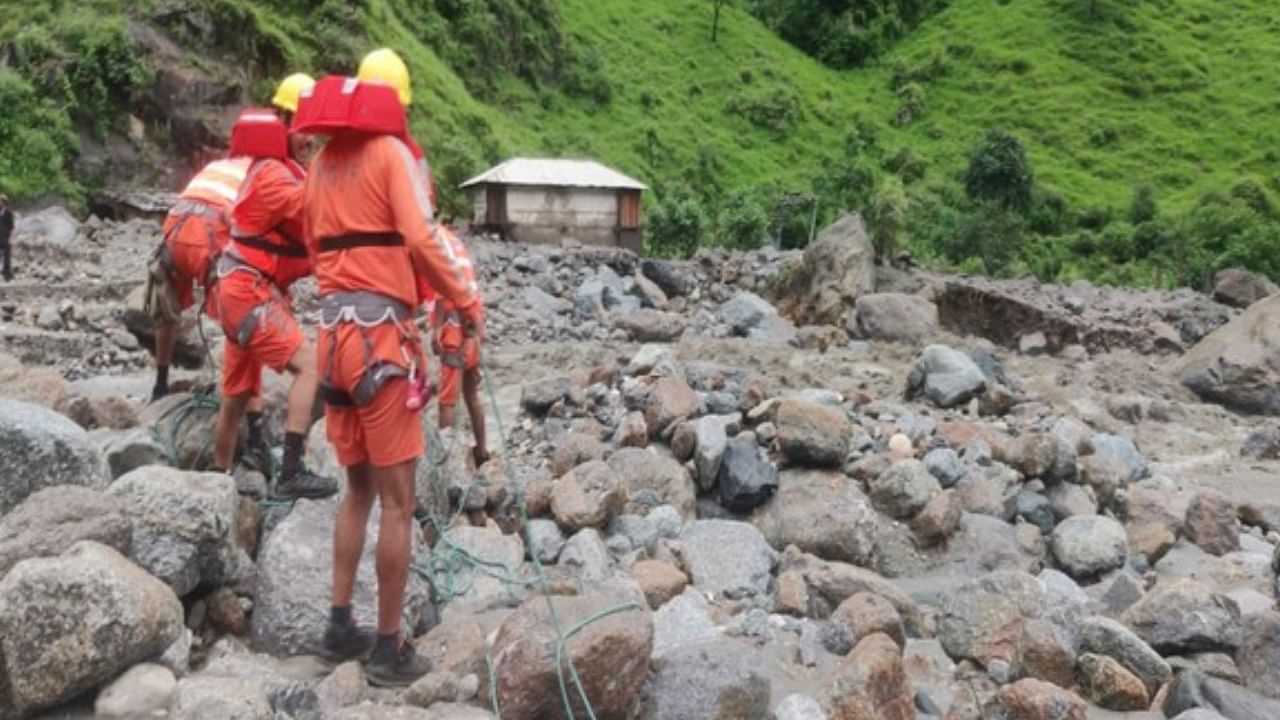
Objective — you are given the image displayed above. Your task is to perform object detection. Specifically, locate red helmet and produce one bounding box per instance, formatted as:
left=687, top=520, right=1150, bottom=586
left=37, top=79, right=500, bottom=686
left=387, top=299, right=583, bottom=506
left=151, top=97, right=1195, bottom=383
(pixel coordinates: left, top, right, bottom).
left=228, top=108, right=289, bottom=160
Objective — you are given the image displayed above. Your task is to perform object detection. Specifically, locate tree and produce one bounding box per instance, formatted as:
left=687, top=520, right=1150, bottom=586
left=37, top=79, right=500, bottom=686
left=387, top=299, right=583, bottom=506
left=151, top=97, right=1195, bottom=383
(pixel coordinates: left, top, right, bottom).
left=1129, top=184, right=1157, bottom=225
left=647, top=185, right=709, bottom=258
left=717, top=190, right=769, bottom=250
left=867, top=176, right=908, bottom=263
left=945, top=202, right=1025, bottom=276
left=964, top=129, right=1034, bottom=213
left=711, top=0, right=733, bottom=43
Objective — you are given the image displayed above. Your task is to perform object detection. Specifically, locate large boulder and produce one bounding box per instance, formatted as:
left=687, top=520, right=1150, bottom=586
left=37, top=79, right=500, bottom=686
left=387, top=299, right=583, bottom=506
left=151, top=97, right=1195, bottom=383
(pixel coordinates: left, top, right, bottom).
left=906, top=346, right=987, bottom=409
left=436, top=524, right=527, bottom=616
left=641, top=259, right=694, bottom=298
left=0, top=398, right=107, bottom=516
left=251, top=499, right=432, bottom=656
left=1163, top=669, right=1280, bottom=720
left=1077, top=652, right=1150, bottom=711
left=1177, top=294, right=1280, bottom=414
left=12, top=205, right=80, bottom=249
left=638, top=637, right=771, bottom=720
left=751, top=470, right=878, bottom=566
left=775, top=399, right=851, bottom=467
left=551, top=461, right=626, bottom=531
left=869, top=460, right=940, bottom=520
left=822, top=633, right=914, bottom=720
left=0, top=485, right=131, bottom=579
left=1212, top=268, right=1276, bottom=309
left=644, top=376, right=698, bottom=437
left=692, top=415, right=732, bottom=491
left=1121, top=579, right=1243, bottom=654
left=721, top=292, right=780, bottom=336
left=1236, top=611, right=1280, bottom=701
left=777, top=213, right=875, bottom=326
left=1050, top=515, right=1128, bottom=580
left=608, top=448, right=696, bottom=520
left=106, top=466, right=245, bottom=597
left=489, top=592, right=653, bottom=719
left=850, top=293, right=939, bottom=344
left=94, top=663, right=177, bottom=719
left=988, top=679, right=1087, bottom=720
left=614, top=310, right=688, bottom=343
left=939, top=571, right=1048, bottom=672
left=1184, top=490, right=1241, bottom=557
left=681, top=520, right=777, bottom=600
left=0, top=541, right=183, bottom=717
left=1078, top=616, right=1171, bottom=694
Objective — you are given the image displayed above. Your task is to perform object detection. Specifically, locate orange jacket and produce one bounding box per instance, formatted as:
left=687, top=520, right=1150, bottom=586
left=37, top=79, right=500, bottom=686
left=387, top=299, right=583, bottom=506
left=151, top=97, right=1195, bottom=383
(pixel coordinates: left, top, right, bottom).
left=431, top=230, right=479, bottom=322
left=179, top=157, right=251, bottom=210
left=229, top=158, right=311, bottom=289
left=303, top=133, right=478, bottom=311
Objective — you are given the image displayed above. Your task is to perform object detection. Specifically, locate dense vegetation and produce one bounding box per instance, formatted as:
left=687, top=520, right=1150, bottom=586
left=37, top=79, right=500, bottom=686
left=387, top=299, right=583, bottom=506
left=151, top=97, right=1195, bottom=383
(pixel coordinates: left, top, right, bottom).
left=2, top=0, right=1279, bottom=290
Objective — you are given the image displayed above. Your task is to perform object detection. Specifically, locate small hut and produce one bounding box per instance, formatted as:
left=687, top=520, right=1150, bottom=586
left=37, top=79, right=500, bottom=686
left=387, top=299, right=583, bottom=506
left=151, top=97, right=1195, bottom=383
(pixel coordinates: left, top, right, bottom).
left=461, top=158, right=647, bottom=252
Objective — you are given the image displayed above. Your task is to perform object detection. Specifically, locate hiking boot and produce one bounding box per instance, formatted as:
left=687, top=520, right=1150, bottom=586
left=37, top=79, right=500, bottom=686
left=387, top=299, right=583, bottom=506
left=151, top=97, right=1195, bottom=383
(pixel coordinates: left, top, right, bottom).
left=366, top=638, right=432, bottom=688
left=150, top=383, right=169, bottom=403
left=240, top=442, right=274, bottom=483
left=320, top=620, right=375, bottom=663
left=271, top=467, right=338, bottom=501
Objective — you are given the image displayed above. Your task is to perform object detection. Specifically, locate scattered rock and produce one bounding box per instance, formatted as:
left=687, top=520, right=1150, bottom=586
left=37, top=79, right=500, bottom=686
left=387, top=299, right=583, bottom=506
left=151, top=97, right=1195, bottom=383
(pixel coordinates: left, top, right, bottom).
left=721, top=291, right=780, bottom=336
left=851, top=293, right=939, bottom=344
left=1163, top=669, right=1280, bottom=720
left=777, top=212, right=875, bottom=326
left=923, top=448, right=966, bottom=488
left=559, top=528, right=613, bottom=584
left=552, top=460, right=626, bottom=530
left=1078, top=653, right=1150, bottom=711
left=775, top=399, right=851, bottom=467
left=911, top=489, right=963, bottom=546
left=615, top=309, right=688, bottom=342
left=719, top=434, right=779, bottom=512
left=608, top=448, right=697, bottom=520
left=1050, top=515, right=1128, bottom=580
left=1235, top=610, right=1280, bottom=701
left=681, top=520, right=777, bottom=600
left=640, top=637, right=770, bottom=720
left=490, top=592, right=653, bottom=719
left=751, top=470, right=878, bottom=565
left=633, top=559, right=688, bottom=609
left=641, top=259, right=693, bottom=298
left=1121, top=579, right=1243, bottom=654
left=693, top=415, right=732, bottom=490
left=93, top=663, right=177, bottom=719
left=525, top=518, right=567, bottom=563
left=614, top=411, right=648, bottom=448
left=773, top=694, right=828, bottom=720
left=0, top=542, right=183, bottom=717
left=1078, top=615, right=1170, bottom=694
left=988, top=678, right=1087, bottom=720
left=645, top=376, right=699, bottom=437
left=1177, top=294, right=1280, bottom=414
left=1212, top=268, right=1276, bottom=309
left=939, top=571, right=1046, bottom=671
left=550, top=432, right=608, bottom=477
left=869, top=459, right=940, bottom=520
left=0, top=398, right=107, bottom=516
left=522, top=376, right=571, bottom=415
left=906, top=345, right=988, bottom=409
left=822, top=632, right=914, bottom=720
left=315, top=661, right=367, bottom=713
left=1185, top=490, right=1241, bottom=557
left=832, top=592, right=905, bottom=649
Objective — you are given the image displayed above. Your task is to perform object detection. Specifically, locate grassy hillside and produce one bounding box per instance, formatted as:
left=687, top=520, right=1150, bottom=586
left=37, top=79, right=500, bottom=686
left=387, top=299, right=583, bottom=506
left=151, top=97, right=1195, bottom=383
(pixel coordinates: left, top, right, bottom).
left=3, top=0, right=1279, bottom=285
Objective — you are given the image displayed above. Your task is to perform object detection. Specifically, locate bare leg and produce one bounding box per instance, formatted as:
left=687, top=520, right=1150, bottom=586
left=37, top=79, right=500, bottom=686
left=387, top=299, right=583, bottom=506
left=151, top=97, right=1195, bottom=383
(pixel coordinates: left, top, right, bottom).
left=437, top=403, right=456, bottom=431
left=373, top=459, right=417, bottom=636
left=212, top=392, right=252, bottom=470
left=332, top=463, right=375, bottom=608
left=284, top=343, right=319, bottom=435
left=463, top=369, right=489, bottom=465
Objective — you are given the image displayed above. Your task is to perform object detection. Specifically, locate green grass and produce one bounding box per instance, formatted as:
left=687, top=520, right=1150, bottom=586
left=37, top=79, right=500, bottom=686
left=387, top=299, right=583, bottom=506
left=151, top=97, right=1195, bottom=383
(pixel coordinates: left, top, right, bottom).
left=4, top=0, right=1279, bottom=222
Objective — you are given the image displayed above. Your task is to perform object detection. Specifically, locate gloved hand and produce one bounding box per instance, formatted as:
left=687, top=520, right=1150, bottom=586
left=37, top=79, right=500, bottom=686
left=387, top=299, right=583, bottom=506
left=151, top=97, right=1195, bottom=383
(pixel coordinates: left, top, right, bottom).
left=458, top=300, right=485, bottom=344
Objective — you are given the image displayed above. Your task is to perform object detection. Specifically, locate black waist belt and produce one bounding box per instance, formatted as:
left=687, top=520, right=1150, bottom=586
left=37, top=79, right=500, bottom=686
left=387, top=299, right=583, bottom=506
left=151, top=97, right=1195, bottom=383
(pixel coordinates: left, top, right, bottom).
left=318, top=233, right=405, bottom=253
left=234, top=234, right=308, bottom=258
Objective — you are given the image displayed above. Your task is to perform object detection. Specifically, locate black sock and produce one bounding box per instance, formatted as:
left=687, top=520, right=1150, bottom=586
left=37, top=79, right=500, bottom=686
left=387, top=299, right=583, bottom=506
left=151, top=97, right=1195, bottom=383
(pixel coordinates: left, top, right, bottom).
left=373, top=632, right=400, bottom=658
left=247, top=412, right=265, bottom=449
left=155, top=366, right=170, bottom=391
left=330, top=606, right=353, bottom=626
left=282, top=431, right=305, bottom=481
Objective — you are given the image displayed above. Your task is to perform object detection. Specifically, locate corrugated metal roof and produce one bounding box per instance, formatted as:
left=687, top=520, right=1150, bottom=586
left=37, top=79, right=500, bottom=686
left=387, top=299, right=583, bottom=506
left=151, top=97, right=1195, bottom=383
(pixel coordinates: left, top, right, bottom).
left=460, top=158, right=648, bottom=191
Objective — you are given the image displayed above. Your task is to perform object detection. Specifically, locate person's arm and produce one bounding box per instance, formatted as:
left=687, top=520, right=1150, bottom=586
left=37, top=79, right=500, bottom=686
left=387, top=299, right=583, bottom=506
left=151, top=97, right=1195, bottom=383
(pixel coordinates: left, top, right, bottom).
left=243, top=160, right=306, bottom=240
left=384, top=139, right=477, bottom=309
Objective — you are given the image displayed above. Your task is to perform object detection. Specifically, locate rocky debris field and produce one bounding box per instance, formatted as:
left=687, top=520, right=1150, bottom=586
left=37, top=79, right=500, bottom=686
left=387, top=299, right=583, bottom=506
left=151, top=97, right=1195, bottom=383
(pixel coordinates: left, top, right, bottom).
left=1, top=210, right=1280, bottom=720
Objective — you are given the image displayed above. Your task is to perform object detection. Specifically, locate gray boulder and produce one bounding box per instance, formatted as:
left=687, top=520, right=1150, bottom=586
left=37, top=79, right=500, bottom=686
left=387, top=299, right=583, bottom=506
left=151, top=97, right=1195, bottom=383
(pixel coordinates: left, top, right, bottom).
left=775, top=399, right=851, bottom=467
left=639, top=637, right=771, bottom=720
left=520, top=285, right=572, bottom=316
left=641, top=259, right=694, bottom=298
left=923, top=448, right=966, bottom=488
left=719, top=435, right=779, bottom=513
left=0, top=485, right=131, bottom=579
left=779, top=213, right=874, bottom=326
left=906, top=346, right=988, bottom=409
left=1236, top=611, right=1280, bottom=701
left=1164, top=669, right=1280, bottom=720
left=1050, top=515, right=1128, bottom=580
left=252, top=499, right=433, bottom=655
left=851, top=293, right=939, bottom=344
left=721, top=292, right=780, bottom=336
left=94, top=663, right=177, bottom=719
left=521, top=376, right=571, bottom=415
left=107, top=466, right=245, bottom=597
left=1079, top=615, right=1171, bottom=694
left=1122, top=579, right=1243, bottom=653
left=0, top=542, right=183, bottom=717
left=772, top=694, right=827, bottom=720
left=608, top=448, right=697, bottom=520
left=652, top=589, right=721, bottom=659
left=939, top=571, right=1047, bottom=670
left=751, top=470, right=878, bottom=566
left=614, top=309, right=688, bottom=342
left=693, top=415, right=732, bottom=491
left=559, top=528, right=613, bottom=584
left=524, top=519, right=566, bottom=563
left=104, top=429, right=168, bottom=480
left=869, top=460, right=940, bottom=519
left=0, top=398, right=107, bottom=516
left=1212, top=268, right=1276, bottom=309
left=551, top=460, right=625, bottom=530
left=681, top=520, right=777, bottom=600
left=1177, top=294, right=1280, bottom=414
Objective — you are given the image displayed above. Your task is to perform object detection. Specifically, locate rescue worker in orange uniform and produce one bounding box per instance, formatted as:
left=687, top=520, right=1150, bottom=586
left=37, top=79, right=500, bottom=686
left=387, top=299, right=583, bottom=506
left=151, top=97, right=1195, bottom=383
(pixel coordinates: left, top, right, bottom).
left=208, top=104, right=336, bottom=500
left=430, top=230, right=489, bottom=468
left=294, top=52, right=483, bottom=686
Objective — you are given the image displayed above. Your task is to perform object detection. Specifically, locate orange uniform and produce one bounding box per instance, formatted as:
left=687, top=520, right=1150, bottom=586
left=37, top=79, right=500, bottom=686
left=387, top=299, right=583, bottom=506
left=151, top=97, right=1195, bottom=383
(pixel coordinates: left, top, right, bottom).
left=430, top=231, right=481, bottom=407
left=161, top=158, right=250, bottom=310
left=304, top=133, right=478, bottom=468
left=214, top=158, right=310, bottom=397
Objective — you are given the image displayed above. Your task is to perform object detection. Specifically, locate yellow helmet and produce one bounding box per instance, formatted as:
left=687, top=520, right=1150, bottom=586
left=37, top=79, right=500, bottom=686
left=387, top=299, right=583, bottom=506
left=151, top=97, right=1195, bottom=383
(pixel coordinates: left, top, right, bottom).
left=357, top=48, right=412, bottom=106
left=272, top=73, right=316, bottom=113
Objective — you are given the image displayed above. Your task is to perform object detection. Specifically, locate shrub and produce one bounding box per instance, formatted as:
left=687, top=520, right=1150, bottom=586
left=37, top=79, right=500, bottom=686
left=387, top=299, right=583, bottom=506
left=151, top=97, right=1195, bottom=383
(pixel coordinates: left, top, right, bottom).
left=1129, top=184, right=1158, bottom=224
left=647, top=185, right=709, bottom=258
left=964, top=129, right=1034, bottom=212
left=1230, top=178, right=1275, bottom=217
left=717, top=191, right=770, bottom=251
left=894, top=82, right=927, bottom=126
left=950, top=202, right=1025, bottom=276
left=726, top=85, right=802, bottom=135
left=867, top=176, right=909, bottom=262
left=1028, top=189, right=1068, bottom=235
left=885, top=146, right=927, bottom=184
left=0, top=69, right=80, bottom=202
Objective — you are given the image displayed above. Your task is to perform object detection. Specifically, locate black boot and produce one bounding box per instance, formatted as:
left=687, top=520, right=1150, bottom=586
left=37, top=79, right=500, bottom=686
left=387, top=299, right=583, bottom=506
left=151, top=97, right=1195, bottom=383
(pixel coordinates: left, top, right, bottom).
left=151, top=366, right=170, bottom=403
left=366, top=634, right=432, bottom=688
left=271, top=431, right=337, bottom=500
left=320, top=608, right=375, bottom=663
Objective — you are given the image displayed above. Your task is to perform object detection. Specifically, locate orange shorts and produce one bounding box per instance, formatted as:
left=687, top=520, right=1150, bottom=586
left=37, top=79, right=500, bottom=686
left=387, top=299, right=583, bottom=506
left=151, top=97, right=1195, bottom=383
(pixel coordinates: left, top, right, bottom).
left=215, top=271, right=303, bottom=397
left=163, top=212, right=226, bottom=312
left=321, top=322, right=425, bottom=469
left=437, top=328, right=480, bottom=407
